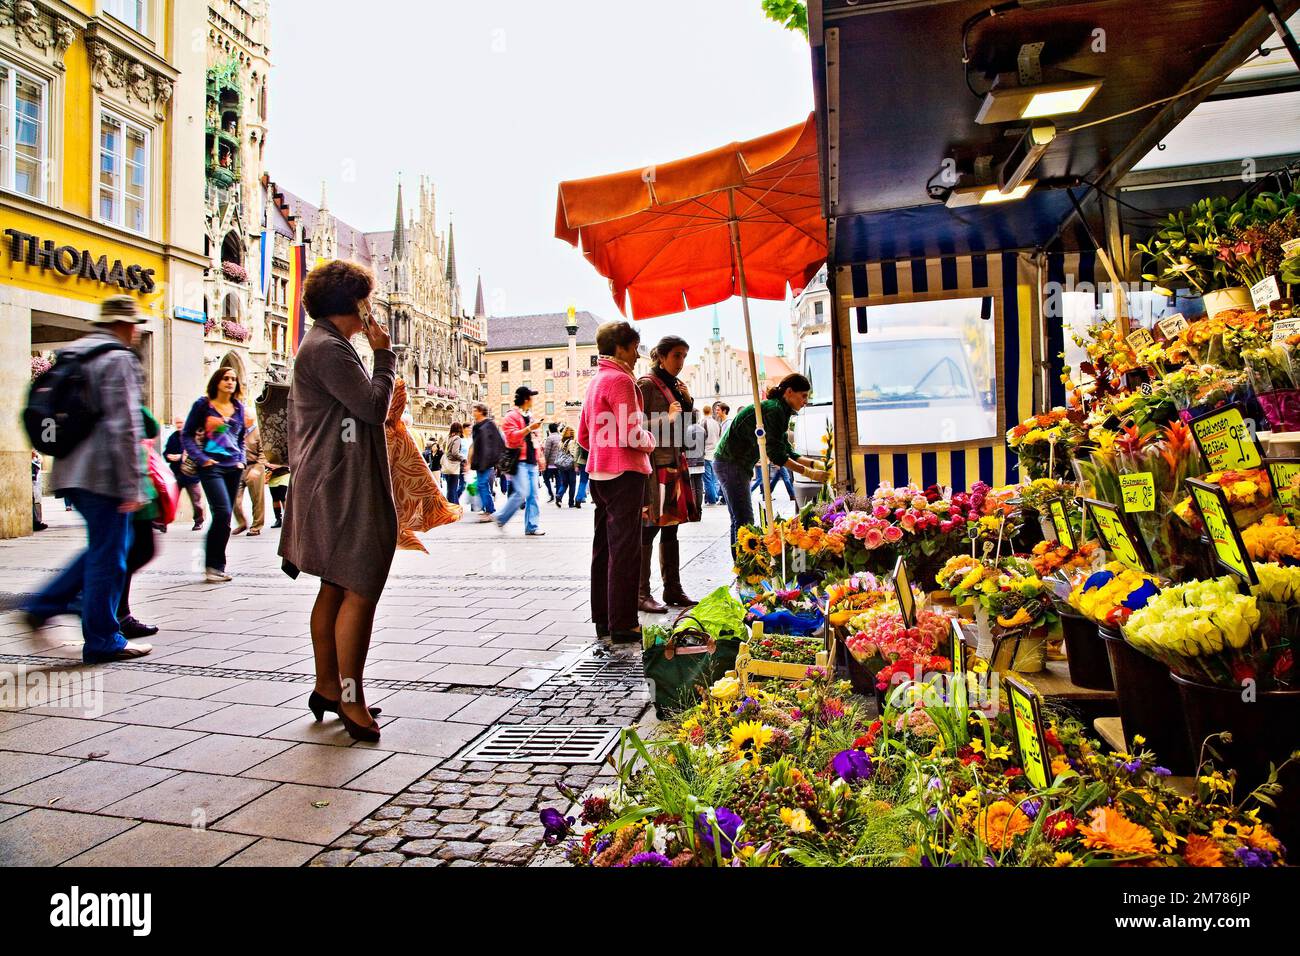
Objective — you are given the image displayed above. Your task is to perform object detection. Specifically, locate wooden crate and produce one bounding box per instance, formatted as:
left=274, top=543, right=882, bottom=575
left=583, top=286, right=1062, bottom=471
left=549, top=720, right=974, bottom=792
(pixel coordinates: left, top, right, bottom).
left=737, top=640, right=833, bottom=693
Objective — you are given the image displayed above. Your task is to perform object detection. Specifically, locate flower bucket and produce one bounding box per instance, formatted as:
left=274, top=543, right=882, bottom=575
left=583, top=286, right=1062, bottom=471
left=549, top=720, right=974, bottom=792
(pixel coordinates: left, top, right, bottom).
left=1171, top=673, right=1300, bottom=852
left=1099, top=626, right=1194, bottom=774
left=1257, top=389, right=1300, bottom=432
left=957, top=600, right=976, bottom=622
left=989, top=625, right=1048, bottom=674
left=1201, top=286, right=1252, bottom=320
left=928, top=590, right=956, bottom=609
left=1061, top=611, right=1114, bottom=691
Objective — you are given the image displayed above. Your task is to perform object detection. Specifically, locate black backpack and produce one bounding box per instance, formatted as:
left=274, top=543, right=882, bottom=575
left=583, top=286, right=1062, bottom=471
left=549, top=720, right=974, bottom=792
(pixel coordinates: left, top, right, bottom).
left=24, top=342, right=132, bottom=458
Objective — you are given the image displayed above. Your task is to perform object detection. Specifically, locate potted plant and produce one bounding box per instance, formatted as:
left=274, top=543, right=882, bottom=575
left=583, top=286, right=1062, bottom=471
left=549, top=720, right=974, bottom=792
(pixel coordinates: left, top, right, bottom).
left=1138, top=196, right=1250, bottom=319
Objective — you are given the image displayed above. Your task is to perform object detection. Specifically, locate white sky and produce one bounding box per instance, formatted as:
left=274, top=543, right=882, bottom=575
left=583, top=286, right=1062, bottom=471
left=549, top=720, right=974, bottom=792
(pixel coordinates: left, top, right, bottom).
left=265, top=0, right=816, bottom=358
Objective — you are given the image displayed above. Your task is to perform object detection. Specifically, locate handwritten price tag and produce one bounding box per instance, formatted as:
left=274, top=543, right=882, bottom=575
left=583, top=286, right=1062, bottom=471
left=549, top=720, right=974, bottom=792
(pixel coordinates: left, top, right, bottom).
left=1006, top=677, right=1050, bottom=790
left=1273, top=317, right=1300, bottom=345
left=1120, top=473, right=1155, bottom=513
left=1267, top=459, right=1300, bottom=513
left=1191, top=405, right=1261, bottom=472
left=1186, top=478, right=1256, bottom=585
left=1156, top=313, right=1188, bottom=340
left=1252, top=275, right=1282, bottom=311
left=1126, top=328, right=1154, bottom=353
left=1086, top=499, right=1152, bottom=572
left=1048, top=498, right=1076, bottom=550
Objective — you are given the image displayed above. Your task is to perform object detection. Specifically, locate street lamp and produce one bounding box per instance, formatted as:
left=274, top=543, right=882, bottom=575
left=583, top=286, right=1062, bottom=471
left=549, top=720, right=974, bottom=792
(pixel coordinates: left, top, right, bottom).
left=566, top=305, right=580, bottom=423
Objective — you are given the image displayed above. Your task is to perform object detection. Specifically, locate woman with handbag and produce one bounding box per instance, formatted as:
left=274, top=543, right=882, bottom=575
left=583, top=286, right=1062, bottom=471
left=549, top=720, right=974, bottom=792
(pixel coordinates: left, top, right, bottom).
left=553, top=426, right=579, bottom=508
left=441, top=422, right=467, bottom=505
left=638, top=336, right=700, bottom=614
left=181, top=366, right=248, bottom=583
left=165, top=417, right=205, bottom=531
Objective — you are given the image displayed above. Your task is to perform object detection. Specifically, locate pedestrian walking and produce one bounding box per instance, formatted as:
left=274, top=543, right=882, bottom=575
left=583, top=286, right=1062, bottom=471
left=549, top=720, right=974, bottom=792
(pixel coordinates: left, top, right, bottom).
left=542, top=423, right=562, bottom=502
left=470, top=402, right=505, bottom=522
left=429, top=442, right=444, bottom=473
left=233, top=411, right=268, bottom=537
left=422, top=440, right=435, bottom=470
left=701, top=402, right=722, bottom=505
left=638, top=335, right=699, bottom=614
left=713, top=403, right=731, bottom=506
left=279, top=260, right=395, bottom=743
left=713, top=374, right=828, bottom=547
left=553, top=426, right=579, bottom=508
left=579, top=321, right=656, bottom=643
left=116, top=407, right=164, bottom=640
left=267, top=461, right=289, bottom=528
left=165, top=417, right=205, bottom=530
left=182, top=366, right=248, bottom=583
left=686, top=416, right=708, bottom=519
left=497, top=387, right=545, bottom=535
left=31, top=450, right=46, bottom=531
left=20, top=295, right=153, bottom=662
left=441, top=422, right=467, bottom=504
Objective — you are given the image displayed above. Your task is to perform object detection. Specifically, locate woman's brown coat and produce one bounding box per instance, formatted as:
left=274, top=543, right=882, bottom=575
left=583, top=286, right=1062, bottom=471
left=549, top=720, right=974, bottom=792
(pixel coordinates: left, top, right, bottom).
left=279, top=319, right=397, bottom=601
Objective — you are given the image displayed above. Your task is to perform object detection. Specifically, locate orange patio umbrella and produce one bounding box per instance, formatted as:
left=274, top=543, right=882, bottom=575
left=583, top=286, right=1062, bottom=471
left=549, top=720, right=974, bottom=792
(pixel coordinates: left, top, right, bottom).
left=555, top=114, right=826, bottom=525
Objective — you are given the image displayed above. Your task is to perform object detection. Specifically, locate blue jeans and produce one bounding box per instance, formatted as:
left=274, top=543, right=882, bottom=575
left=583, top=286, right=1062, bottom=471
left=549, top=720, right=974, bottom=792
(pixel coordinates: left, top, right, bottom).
left=702, top=461, right=720, bottom=504
left=715, top=458, right=755, bottom=547
left=476, top=468, right=496, bottom=514
left=199, top=464, right=242, bottom=572
left=444, top=473, right=465, bottom=505
left=751, top=464, right=796, bottom=500
left=497, top=462, right=540, bottom=533
left=554, top=466, right=576, bottom=506
left=23, top=489, right=132, bottom=661
left=576, top=465, right=590, bottom=504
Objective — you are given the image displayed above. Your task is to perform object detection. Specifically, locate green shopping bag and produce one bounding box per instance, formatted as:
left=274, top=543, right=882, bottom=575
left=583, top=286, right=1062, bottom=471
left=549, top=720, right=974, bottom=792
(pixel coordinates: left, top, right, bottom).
left=642, top=587, right=746, bottom=718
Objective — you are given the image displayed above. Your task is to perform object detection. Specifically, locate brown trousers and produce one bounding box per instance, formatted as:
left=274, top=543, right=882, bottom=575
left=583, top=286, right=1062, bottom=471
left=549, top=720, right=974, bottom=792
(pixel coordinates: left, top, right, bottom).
left=234, top=464, right=266, bottom=532
left=590, top=471, right=645, bottom=635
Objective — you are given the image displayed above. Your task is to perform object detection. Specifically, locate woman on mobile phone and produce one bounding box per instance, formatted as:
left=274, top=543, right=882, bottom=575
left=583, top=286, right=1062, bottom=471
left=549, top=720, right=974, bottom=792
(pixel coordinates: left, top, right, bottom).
left=279, top=262, right=395, bottom=743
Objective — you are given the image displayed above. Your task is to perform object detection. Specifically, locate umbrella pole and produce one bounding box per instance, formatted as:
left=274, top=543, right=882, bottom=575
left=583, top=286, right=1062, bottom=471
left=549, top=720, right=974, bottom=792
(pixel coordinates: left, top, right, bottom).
left=728, top=189, right=776, bottom=529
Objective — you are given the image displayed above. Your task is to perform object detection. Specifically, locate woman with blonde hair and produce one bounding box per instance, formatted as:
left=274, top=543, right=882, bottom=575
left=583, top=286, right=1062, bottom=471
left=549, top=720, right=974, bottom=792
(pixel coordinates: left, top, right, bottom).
left=553, top=425, right=579, bottom=508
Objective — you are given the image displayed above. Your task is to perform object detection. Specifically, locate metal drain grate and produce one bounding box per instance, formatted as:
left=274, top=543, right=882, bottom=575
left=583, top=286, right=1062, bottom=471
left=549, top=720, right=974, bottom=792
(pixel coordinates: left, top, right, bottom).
left=560, top=655, right=645, bottom=685
left=459, top=724, right=622, bottom=764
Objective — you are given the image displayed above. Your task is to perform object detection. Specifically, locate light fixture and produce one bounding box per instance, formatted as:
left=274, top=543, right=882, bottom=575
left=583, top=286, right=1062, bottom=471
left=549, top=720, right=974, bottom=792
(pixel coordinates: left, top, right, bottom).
left=946, top=180, right=1037, bottom=208
left=998, top=122, right=1056, bottom=194
left=976, top=77, right=1102, bottom=124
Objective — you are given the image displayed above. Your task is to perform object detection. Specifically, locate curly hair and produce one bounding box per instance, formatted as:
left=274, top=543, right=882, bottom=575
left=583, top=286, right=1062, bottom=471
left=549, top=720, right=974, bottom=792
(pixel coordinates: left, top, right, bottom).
left=302, top=260, right=374, bottom=320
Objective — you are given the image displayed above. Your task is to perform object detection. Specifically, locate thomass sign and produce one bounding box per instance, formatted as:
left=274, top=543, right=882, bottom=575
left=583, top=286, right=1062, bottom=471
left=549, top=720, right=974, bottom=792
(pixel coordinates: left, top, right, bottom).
left=4, top=228, right=157, bottom=294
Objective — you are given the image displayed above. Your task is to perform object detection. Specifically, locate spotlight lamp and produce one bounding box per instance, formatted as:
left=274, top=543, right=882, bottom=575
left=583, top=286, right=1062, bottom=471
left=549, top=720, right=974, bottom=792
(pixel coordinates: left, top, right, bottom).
left=976, top=77, right=1102, bottom=125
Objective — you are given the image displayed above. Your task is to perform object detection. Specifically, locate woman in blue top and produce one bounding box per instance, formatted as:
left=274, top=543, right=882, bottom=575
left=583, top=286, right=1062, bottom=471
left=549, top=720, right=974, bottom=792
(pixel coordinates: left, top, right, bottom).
left=182, top=366, right=247, bottom=582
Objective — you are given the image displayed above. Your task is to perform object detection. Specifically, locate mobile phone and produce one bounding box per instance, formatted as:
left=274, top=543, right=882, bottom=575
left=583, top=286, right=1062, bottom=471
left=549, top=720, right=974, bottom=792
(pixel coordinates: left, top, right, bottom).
left=358, top=299, right=373, bottom=331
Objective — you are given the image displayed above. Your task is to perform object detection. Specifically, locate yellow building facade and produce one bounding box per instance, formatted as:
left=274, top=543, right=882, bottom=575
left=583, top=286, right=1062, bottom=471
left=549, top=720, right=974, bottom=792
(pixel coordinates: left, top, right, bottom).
left=0, top=0, right=207, bottom=538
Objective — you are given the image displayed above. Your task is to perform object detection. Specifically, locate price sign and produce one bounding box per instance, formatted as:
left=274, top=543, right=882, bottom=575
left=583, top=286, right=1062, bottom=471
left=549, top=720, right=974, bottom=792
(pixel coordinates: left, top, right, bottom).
left=1251, top=275, right=1283, bottom=311
left=1005, top=676, right=1050, bottom=789
left=1120, top=473, right=1156, bottom=513
left=893, top=556, right=916, bottom=629
left=1126, top=327, right=1154, bottom=353
left=1267, top=458, right=1300, bottom=513
left=1048, top=498, right=1076, bottom=550
left=1190, top=404, right=1262, bottom=472
left=1272, top=317, right=1300, bottom=345
left=1156, top=313, right=1188, bottom=340
left=1185, top=478, right=1257, bottom=585
left=1084, top=499, right=1153, bottom=572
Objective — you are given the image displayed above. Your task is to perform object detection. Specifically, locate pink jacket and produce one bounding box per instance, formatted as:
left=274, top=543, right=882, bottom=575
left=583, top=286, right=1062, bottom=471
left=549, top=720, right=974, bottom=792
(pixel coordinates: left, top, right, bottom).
left=578, top=357, right=655, bottom=476
left=501, top=408, right=544, bottom=468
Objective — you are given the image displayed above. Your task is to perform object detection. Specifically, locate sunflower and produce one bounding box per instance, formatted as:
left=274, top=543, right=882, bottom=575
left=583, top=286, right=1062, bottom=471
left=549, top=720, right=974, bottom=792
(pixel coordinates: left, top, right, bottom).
left=975, top=800, right=1032, bottom=851
left=730, top=720, right=773, bottom=754
left=1079, top=807, right=1158, bottom=857
left=1184, top=834, right=1225, bottom=867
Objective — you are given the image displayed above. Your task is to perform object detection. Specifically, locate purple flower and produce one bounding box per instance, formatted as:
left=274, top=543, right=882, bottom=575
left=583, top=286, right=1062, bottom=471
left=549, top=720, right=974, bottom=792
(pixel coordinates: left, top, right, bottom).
left=732, top=697, right=759, bottom=717
left=1019, top=798, right=1042, bottom=820
left=1234, top=846, right=1274, bottom=867
left=627, top=851, right=673, bottom=867
left=927, top=776, right=943, bottom=790
left=1153, top=766, right=1172, bottom=776
left=1123, top=758, right=1143, bottom=773
left=593, top=835, right=612, bottom=855
left=832, top=749, right=873, bottom=784
left=539, top=807, right=574, bottom=846
left=695, top=807, right=743, bottom=858
left=927, top=806, right=940, bottom=819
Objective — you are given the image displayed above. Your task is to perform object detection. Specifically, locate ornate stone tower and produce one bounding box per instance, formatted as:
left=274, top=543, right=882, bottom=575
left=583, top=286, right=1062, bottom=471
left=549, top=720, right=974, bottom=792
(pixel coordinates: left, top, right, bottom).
left=203, top=0, right=274, bottom=399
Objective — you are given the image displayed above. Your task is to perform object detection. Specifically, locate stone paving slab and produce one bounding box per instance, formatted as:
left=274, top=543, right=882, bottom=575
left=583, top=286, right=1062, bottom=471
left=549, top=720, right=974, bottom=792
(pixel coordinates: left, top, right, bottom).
left=0, top=498, right=739, bottom=867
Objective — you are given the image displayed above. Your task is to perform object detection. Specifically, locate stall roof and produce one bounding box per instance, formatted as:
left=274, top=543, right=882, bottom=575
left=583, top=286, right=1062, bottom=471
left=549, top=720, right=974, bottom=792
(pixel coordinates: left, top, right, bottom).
left=810, top=0, right=1300, bottom=264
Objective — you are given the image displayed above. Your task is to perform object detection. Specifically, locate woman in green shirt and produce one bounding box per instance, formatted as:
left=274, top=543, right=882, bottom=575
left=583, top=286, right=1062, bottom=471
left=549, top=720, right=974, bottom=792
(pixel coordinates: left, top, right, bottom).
left=713, top=373, right=827, bottom=546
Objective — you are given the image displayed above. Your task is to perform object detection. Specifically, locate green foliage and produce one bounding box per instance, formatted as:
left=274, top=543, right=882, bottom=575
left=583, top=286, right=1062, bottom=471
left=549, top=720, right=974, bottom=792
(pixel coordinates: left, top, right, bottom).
left=762, top=0, right=808, bottom=37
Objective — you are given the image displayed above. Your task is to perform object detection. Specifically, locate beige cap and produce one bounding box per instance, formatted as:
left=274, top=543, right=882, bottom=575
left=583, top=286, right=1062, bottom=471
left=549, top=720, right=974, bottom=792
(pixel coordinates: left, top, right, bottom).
left=92, top=295, right=146, bottom=325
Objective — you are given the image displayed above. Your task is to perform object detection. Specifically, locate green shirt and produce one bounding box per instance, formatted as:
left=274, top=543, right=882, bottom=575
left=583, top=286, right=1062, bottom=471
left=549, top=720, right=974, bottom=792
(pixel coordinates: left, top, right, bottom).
left=713, top=398, right=797, bottom=470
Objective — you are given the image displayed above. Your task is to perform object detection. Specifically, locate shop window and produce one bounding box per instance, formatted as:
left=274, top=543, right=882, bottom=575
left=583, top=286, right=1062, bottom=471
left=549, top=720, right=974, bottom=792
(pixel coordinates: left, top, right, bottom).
left=809, top=296, right=999, bottom=448
left=99, top=111, right=150, bottom=235
left=0, top=63, right=48, bottom=201
left=104, top=0, right=149, bottom=36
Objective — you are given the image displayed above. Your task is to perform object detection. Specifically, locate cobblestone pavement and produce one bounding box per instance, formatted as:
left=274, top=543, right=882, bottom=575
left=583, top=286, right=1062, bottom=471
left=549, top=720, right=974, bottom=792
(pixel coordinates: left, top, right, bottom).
left=0, top=492, right=758, bottom=867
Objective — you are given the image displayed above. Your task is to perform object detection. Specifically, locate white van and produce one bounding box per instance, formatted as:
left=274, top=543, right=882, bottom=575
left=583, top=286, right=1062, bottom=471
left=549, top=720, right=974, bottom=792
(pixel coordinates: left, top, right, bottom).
left=792, top=326, right=996, bottom=505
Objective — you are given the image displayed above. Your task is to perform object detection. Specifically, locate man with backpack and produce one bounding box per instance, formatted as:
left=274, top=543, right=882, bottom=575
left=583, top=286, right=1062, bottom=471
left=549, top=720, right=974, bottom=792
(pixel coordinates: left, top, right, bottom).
left=20, top=295, right=153, bottom=663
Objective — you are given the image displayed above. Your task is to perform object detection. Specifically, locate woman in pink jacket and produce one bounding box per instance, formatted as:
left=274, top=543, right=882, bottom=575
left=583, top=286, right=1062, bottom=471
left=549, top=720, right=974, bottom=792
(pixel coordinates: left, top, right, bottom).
left=578, top=321, right=656, bottom=643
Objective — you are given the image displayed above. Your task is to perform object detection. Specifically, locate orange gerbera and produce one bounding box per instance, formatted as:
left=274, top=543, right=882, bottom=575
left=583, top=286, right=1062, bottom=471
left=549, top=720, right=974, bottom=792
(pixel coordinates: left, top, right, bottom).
left=1238, top=825, right=1283, bottom=855
left=1184, top=834, right=1224, bottom=868
left=1080, top=807, right=1158, bottom=857
left=975, top=800, right=1032, bottom=851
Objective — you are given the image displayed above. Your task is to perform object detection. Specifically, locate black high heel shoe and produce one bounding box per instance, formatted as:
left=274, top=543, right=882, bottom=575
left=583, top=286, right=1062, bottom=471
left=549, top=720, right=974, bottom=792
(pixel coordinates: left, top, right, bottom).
left=337, top=706, right=381, bottom=743
left=307, top=691, right=382, bottom=722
